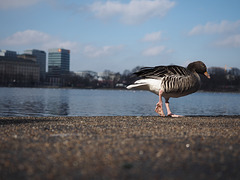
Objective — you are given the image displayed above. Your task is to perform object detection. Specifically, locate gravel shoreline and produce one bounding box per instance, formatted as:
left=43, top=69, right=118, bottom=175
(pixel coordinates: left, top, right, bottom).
left=1, top=116, right=240, bottom=180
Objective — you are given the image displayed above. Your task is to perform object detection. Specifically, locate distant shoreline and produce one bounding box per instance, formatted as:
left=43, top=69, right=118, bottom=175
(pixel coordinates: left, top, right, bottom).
left=1, top=85, right=240, bottom=93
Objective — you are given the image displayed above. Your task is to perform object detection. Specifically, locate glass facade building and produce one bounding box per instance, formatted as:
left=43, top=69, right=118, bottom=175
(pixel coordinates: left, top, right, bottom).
left=48, top=48, right=70, bottom=76
left=24, top=49, right=46, bottom=82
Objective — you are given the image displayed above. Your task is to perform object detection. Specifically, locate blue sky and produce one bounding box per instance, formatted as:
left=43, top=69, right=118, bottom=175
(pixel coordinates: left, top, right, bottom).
left=0, top=0, right=240, bottom=73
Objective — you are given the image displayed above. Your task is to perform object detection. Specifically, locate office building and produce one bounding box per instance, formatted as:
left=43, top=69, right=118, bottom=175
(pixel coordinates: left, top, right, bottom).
left=0, top=50, right=17, bottom=57
left=24, top=49, right=46, bottom=82
left=0, top=55, right=40, bottom=86
left=48, top=48, right=70, bottom=85
left=48, top=48, right=70, bottom=75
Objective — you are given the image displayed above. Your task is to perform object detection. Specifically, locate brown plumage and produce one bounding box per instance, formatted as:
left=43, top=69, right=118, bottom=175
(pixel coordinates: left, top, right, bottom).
left=127, top=61, right=210, bottom=117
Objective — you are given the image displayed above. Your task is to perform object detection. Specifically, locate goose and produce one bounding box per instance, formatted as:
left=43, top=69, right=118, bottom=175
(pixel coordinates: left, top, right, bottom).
left=127, top=61, right=210, bottom=117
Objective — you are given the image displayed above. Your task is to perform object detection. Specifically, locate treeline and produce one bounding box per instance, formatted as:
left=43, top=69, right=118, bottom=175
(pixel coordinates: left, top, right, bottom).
left=200, top=67, right=240, bottom=92
left=3, top=65, right=239, bottom=92
left=62, top=67, right=141, bottom=89
left=63, top=66, right=240, bottom=92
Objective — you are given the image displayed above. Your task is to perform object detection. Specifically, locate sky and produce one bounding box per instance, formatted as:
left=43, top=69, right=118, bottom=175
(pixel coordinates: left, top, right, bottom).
left=0, top=0, right=240, bottom=73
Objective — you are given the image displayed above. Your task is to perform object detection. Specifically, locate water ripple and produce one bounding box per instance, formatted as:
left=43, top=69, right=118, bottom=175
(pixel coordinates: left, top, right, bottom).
left=0, top=87, right=240, bottom=116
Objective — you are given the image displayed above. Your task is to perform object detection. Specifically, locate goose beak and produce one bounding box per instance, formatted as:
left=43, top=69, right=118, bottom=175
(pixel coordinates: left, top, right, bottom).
left=204, top=71, right=210, bottom=79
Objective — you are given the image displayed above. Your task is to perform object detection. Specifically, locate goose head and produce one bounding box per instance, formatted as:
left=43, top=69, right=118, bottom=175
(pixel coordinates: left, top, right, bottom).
left=187, top=61, right=210, bottom=79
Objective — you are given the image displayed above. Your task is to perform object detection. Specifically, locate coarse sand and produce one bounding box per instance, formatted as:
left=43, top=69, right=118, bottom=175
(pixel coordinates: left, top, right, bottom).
left=0, top=116, right=240, bottom=180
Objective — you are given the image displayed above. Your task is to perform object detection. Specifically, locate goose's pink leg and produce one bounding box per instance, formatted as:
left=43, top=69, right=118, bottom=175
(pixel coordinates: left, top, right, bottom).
left=155, top=90, right=165, bottom=116
left=165, top=98, right=183, bottom=117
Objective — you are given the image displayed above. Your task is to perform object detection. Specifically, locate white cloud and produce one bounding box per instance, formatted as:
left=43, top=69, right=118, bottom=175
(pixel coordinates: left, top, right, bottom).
left=89, top=0, right=175, bottom=24
left=1, top=30, right=50, bottom=46
left=142, top=45, right=166, bottom=56
left=44, top=40, right=78, bottom=52
left=189, top=20, right=240, bottom=36
left=0, top=0, right=43, bottom=9
left=0, top=29, right=78, bottom=51
left=215, top=34, right=240, bottom=47
left=142, top=31, right=163, bottom=42
left=188, top=20, right=240, bottom=48
left=83, top=45, right=123, bottom=58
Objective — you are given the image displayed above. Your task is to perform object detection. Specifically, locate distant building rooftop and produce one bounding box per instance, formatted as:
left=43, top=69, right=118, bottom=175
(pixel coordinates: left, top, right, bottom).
left=0, top=50, right=17, bottom=57
left=48, top=48, right=70, bottom=53
left=17, top=54, right=36, bottom=62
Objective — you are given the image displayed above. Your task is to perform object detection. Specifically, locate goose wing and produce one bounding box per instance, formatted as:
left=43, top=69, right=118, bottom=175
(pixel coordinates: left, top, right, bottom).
left=134, top=65, right=191, bottom=79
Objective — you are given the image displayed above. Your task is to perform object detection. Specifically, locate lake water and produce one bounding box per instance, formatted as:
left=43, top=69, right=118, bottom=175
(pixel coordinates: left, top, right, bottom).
left=0, top=87, right=239, bottom=117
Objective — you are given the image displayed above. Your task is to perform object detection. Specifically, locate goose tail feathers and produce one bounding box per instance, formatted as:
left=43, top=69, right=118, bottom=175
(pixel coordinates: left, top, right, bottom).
left=126, top=79, right=150, bottom=90
left=126, top=79, right=161, bottom=92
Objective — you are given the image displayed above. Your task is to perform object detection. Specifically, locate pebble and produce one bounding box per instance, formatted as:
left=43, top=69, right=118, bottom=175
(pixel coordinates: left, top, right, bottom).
left=0, top=116, right=240, bottom=179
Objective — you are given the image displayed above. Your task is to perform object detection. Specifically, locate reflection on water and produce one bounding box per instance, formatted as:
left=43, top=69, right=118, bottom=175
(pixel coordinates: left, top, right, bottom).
left=0, top=87, right=240, bottom=116
left=1, top=88, right=69, bottom=116
left=45, top=89, right=69, bottom=116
